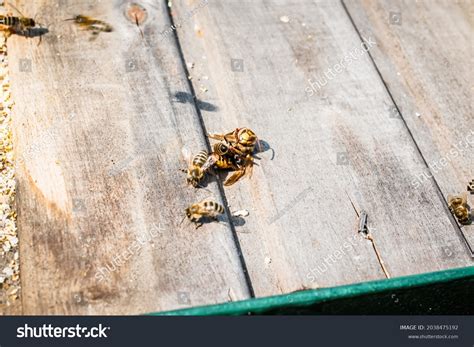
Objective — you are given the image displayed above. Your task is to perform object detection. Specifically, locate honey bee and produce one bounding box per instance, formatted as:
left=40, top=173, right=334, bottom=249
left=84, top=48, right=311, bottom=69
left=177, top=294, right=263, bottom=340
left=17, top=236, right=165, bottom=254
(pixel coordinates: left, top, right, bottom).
left=65, top=15, right=113, bottom=38
left=181, top=149, right=209, bottom=187
left=208, top=127, right=260, bottom=156
left=184, top=199, right=225, bottom=229
left=0, top=3, right=45, bottom=43
left=448, top=194, right=471, bottom=225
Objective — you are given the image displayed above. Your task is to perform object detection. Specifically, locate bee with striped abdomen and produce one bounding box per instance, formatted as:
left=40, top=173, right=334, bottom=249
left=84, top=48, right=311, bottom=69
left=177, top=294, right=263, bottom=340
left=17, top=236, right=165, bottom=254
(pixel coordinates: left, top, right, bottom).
left=0, top=3, right=44, bottom=42
left=448, top=194, right=471, bottom=225
left=184, top=199, right=225, bottom=229
left=0, top=14, right=35, bottom=33
left=201, top=142, right=234, bottom=172
left=181, top=148, right=209, bottom=188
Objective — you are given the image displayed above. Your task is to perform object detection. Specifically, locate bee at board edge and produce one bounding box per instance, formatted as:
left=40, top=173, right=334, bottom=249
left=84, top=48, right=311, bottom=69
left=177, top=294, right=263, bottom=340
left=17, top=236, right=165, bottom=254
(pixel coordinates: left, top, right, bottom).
left=182, top=199, right=225, bottom=229
left=447, top=194, right=471, bottom=225
left=0, top=2, right=48, bottom=44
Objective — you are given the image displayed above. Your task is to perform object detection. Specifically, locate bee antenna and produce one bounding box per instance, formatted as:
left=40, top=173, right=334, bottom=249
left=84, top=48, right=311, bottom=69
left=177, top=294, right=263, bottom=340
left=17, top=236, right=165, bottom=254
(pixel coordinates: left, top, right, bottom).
left=179, top=215, right=187, bottom=226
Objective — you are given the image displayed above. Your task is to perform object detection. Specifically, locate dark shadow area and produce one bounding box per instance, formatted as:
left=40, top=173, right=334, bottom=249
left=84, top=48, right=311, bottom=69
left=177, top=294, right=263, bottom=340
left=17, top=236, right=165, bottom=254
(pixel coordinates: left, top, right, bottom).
left=15, top=27, right=49, bottom=39
left=256, top=139, right=275, bottom=160
left=258, top=275, right=474, bottom=315
left=230, top=216, right=246, bottom=227
left=173, top=91, right=218, bottom=112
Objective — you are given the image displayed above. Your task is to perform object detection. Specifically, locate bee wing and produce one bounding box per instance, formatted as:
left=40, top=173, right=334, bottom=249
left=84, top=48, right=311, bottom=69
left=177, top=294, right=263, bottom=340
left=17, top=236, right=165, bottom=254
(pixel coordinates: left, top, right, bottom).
left=201, top=154, right=218, bottom=171
left=460, top=192, right=468, bottom=205
left=224, top=131, right=238, bottom=144
left=224, top=170, right=246, bottom=186
left=245, top=159, right=254, bottom=178
left=91, top=21, right=113, bottom=32
left=181, top=146, right=193, bottom=164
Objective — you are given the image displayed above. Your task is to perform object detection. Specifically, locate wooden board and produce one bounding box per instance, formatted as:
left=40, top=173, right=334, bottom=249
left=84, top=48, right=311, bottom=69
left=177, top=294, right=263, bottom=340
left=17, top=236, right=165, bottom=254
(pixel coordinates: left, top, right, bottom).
left=343, top=0, right=474, bottom=251
left=170, top=0, right=473, bottom=297
left=7, top=0, right=251, bottom=314
left=3, top=0, right=473, bottom=315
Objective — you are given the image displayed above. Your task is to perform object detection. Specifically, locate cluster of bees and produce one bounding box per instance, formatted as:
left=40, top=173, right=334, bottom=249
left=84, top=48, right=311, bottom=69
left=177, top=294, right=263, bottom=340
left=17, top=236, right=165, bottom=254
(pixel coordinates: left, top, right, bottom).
left=447, top=181, right=473, bottom=225
left=1, top=3, right=258, bottom=230
left=182, top=128, right=259, bottom=228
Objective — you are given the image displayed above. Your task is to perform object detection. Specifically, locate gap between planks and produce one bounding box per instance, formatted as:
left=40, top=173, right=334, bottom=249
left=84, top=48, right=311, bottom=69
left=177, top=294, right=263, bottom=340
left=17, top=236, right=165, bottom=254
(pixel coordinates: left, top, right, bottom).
left=165, top=2, right=256, bottom=298
left=340, top=0, right=473, bottom=257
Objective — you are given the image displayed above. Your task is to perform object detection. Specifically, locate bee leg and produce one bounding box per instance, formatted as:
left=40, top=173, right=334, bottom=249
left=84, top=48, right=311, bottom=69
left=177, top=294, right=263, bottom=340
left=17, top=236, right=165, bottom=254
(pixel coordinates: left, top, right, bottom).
left=194, top=222, right=203, bottom=230
left=207, top=134, right=224, bottom=141
left=37, top=31, right=43, bottom=46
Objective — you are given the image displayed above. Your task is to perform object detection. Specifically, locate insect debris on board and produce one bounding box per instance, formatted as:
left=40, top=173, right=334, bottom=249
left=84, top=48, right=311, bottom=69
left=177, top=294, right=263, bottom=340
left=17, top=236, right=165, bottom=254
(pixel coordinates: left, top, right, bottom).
left=64, top=15, right=113, bottom=40
left=206, top=127, right=261, bottom=186
left=358, top=210, right=368, bottom=235
left=447, top=193, right=471, bottom=225
left=182, top=199, right=225, bottom=229
left=202, top=141, right=254, bottom=187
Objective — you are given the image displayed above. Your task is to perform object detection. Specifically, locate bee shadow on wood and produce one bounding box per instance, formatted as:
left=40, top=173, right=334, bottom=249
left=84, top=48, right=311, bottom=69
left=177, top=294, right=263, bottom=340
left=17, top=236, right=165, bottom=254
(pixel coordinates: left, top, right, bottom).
left=467, top=203, right=473, bottom=225
left=173, top=91, right=218, bottom=112
left=230, top=215, right=246, bottom=227
left=215, top=215, right=246, bottom=228
left=256, top=139, right=275, bottom=160
left=15, top=27, right=49, bottom=39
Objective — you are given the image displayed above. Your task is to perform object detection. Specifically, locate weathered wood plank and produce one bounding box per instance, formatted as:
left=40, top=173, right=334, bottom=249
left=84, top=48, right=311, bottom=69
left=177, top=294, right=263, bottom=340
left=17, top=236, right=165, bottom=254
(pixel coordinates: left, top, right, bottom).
left=171, top=0, right=472, bottom=297
left=8, top=0, right=250, bottom=314
left=343, top=0, right=474, bottom=251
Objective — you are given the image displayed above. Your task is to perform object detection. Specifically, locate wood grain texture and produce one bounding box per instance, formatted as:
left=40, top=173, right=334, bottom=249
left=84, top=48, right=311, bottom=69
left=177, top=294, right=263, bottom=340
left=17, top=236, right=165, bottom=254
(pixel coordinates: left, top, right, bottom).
left=7, top=0, right=250, bottom=314
left=343, top=0, right=474, bottom=251
left=171, top=0, right=472, bottom=297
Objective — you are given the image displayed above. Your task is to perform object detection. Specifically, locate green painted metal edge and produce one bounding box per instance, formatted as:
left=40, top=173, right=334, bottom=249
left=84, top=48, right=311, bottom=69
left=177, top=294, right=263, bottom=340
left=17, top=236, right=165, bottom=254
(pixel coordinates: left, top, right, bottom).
left=149, top=266, right=474, bottom=315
